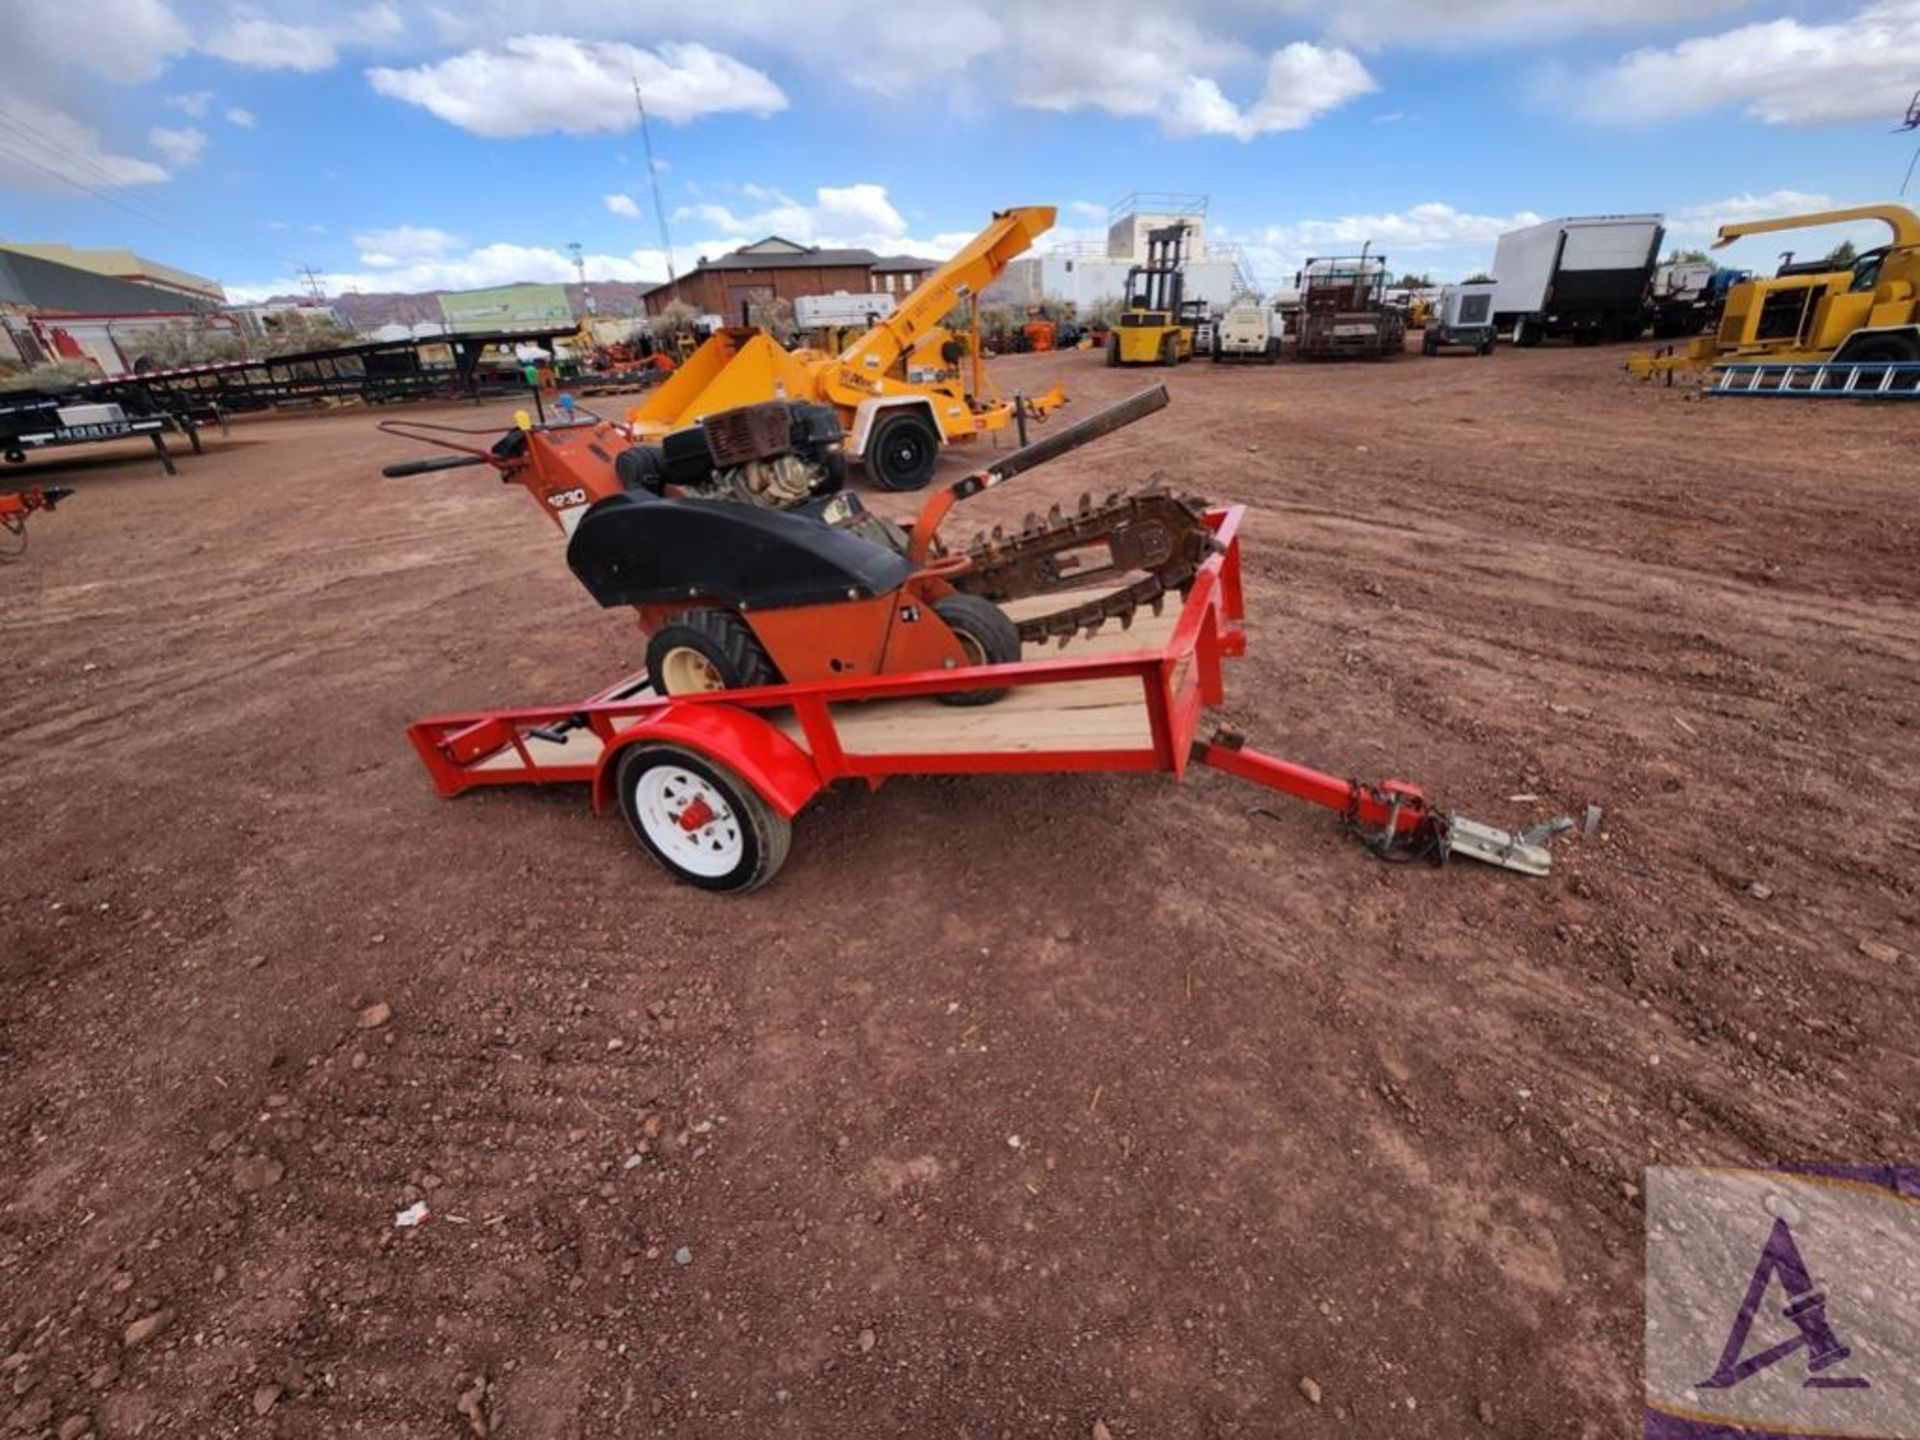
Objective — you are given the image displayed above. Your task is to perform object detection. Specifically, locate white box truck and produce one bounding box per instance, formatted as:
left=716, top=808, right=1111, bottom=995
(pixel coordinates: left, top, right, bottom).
left=1490, top=215, right=1664, bottom=345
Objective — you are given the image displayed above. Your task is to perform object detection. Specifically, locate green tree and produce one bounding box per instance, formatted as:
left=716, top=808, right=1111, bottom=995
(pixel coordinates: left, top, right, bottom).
left=648, top=299, right=698, bottom=335
left=0, top=359, right=102, bottom=392
left=744, top=293, right=795, bottom=339
left=257, top=312, right=354, bottom=356
left=1824, top=239, right=1858, bottom=266
left=1396, top=272, right=1434, bottom=288
left=120, top=320, right=245, bottom=369
left=1462, top=272, right=1495, bottom=285
left=1664, top=248, right=1709, bottom=264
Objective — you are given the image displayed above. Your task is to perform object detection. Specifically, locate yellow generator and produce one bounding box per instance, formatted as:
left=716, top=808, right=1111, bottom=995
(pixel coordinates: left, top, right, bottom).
left=627, top=207, right=1066, bottom=491
left=1109, top=222, right=1197, bottom=366
left=1629, top=204, right=1920, bottom=378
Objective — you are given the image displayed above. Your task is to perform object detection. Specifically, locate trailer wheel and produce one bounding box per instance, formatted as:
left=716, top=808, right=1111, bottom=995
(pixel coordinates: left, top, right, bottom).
left=866, top=411, right=940, bottom=492
left=1421, top=332, right=1439, bottom=356
left=647, top=609, right=778, bottom=696
left=616, top=744, right=791, bottom=893
left=1106, top=336, right=1119, bottom=368
left=931, top=594, right=1019, bottom=707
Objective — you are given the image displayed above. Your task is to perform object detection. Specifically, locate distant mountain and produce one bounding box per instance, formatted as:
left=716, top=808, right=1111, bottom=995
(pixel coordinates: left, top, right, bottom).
left=250, top=281, right=656, bottom=332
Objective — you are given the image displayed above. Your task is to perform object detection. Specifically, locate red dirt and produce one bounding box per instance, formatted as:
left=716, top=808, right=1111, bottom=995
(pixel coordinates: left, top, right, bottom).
left=2, top=347, right=1915, bottom=1438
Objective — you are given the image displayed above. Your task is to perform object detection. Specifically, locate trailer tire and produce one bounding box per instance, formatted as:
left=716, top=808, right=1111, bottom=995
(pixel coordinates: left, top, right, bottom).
left=616, top=743, right=791, bottom=893
left=931, top=594, right=1019, bottom=707
left=1106, top=336, right=1119, bottom=367
left=866, top=411, right=940, bottom=492
left=1421, top=332, right=1439, bottom=356
left=647, top=609, right=778, bottom=696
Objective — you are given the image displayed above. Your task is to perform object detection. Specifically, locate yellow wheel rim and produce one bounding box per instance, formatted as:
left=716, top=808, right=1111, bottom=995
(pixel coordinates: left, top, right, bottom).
left=660, top=647, right=725, bottom=694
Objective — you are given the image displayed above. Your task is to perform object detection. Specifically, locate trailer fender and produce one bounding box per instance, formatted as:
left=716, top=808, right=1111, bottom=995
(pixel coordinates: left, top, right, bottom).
left=846, top=395, right=941, bottom=457
left=591, top=704, right=825, bottom=819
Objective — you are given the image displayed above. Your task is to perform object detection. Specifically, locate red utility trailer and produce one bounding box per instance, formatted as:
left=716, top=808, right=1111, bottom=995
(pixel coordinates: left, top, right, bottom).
left=406, top=506, right=1553, bottom=892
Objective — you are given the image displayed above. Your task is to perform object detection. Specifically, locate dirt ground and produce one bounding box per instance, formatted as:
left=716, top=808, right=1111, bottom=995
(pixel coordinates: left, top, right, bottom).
left=2, top=344, right=1916, bottom=1439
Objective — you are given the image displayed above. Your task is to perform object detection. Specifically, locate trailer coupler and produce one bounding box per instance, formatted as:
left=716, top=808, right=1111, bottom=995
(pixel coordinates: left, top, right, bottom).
left=1194, top=730, right=1555, bottom=877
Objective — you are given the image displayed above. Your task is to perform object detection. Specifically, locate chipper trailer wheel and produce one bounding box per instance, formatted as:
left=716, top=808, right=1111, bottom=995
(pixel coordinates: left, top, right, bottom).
left=616, top=744, right=792, bottom=893
left=866, top=411, right=941, bottom=492
left=646, top=609, right=778, bottom=696
left=930, top=594, right=1021, bottom=707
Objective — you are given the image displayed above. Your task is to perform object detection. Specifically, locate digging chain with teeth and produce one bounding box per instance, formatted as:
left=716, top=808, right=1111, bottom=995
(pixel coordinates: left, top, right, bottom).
left=942, top=486, right=1218, bottom=643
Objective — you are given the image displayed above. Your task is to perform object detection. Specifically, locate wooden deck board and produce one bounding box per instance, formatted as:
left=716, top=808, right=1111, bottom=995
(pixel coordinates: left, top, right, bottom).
left=474, top=595, right=1179, bottom=771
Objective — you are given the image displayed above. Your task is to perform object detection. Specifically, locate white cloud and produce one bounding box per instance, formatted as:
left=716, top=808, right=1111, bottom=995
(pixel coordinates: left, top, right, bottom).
left=1666, top=190, right=1838, bottom=237
left=1297, top=0, right=1750, bottom=46
left=226, top=240, right=680, bottom=303
left=1067, top=200, right=1107, bottom=221
left=367, top=35, right=786, bottom=137
left=1226, top=201, right=1546, bottom=284
left=355, top=225, right=464, bottom=266
left=226, top=182, right=984, bottom=303
left=1009, top=13, right=1374, bottom=140
left=0, top=2, right=185, bottom=191
left=7, top=0, right=190, bottom=85
left=203, top=17, right=340, bottom=71
left=166, top=89, right=213, bottom=118
left=0, top=103, right=170, bottom=189
left=1663, top=190, right=1896, bottom=272
left=604, top=193, right=641, bottom=218
left=147, top=124, right=206, bottom=167
left=226, top=106, right=257, bottom=128
left=1579, top=1, right=1920, bottom=125
left=672, top=183, right=912, bottom=249
left=397, top=4, right=1374, bottom=139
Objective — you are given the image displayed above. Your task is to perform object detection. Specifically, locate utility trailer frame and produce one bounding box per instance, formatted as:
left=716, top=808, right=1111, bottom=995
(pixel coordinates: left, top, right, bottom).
left=406, top=507, right=1551, bottom=892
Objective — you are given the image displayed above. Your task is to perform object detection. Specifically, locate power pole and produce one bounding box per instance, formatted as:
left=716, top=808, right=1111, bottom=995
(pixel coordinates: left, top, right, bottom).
left=631, top=75, right=680, bottom=307
left=298, top=264, right=325, bottom=302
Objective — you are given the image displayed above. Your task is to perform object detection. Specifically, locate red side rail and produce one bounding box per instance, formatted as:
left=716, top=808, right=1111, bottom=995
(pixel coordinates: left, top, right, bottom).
left=407, top=507, right=1248, bottom=796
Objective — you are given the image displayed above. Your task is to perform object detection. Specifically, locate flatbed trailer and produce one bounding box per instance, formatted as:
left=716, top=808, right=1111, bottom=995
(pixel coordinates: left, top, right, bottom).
left=407, top=507, right=1553, bottom=892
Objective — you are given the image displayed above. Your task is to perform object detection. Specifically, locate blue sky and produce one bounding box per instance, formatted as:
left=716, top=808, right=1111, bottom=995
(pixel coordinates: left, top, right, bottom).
left=2, top=1, right=1917, bottom=301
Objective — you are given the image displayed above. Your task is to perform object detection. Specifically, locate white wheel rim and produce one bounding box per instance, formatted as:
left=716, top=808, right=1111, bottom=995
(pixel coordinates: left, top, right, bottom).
left=634, top=766, right=744, bottom=878
left=660, top=646, right=724, bottom=694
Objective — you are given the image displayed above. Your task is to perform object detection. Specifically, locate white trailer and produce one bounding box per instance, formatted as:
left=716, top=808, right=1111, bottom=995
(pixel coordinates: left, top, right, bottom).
left=1490, top=215, right=1664, bottom=345
left=794, top=292, right=897, bottom=329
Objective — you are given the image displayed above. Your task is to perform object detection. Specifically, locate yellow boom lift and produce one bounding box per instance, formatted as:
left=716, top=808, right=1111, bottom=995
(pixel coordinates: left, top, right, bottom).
left=1628, top=204, right=1920, bottom=379
left=626, top=206, right=1066, bottom=490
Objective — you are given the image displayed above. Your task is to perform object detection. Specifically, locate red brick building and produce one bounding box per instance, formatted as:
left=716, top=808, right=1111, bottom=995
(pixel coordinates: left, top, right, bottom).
left=640, top=237, right=936, bottom=321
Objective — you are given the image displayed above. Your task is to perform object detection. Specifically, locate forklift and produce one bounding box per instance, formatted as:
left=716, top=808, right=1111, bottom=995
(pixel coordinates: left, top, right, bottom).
left=1109, top=222, right=1198, bottom=366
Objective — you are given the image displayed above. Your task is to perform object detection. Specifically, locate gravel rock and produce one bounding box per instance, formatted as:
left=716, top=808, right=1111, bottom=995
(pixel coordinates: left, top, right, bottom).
left=231, top=1154, right=285, bottom=1194
left=122, top=1309, right=174, bottom=1348
left=673, top=1246, right=693, bottom=1267
left=1477, top=1398, right=1496, bottom=1425
left=252, top=1383, right=283, bottom=1416
left=357, top=1001, right=393, bottom=1030
left=58, top=1415, right=92, bottom=1440
left=1298, top=1376, right=1322, bottom=1405
left=1859, top=939, right=1901, bottom=964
